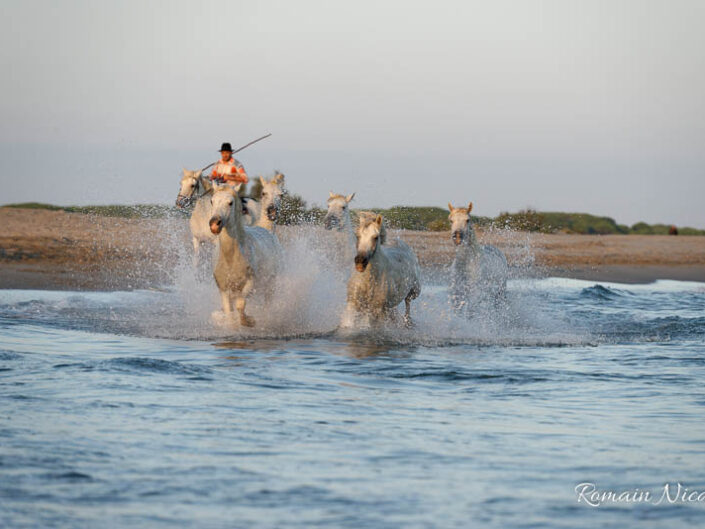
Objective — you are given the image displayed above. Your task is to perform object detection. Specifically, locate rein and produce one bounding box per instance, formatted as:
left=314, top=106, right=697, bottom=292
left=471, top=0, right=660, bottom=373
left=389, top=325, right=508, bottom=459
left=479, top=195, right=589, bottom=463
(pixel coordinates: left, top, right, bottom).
left=176, top=177, right=214, bottom=208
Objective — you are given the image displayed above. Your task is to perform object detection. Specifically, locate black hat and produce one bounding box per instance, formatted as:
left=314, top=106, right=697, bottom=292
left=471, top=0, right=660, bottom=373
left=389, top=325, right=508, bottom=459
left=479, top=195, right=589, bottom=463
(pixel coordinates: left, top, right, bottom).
left=219, top=142, right=233, bottom=152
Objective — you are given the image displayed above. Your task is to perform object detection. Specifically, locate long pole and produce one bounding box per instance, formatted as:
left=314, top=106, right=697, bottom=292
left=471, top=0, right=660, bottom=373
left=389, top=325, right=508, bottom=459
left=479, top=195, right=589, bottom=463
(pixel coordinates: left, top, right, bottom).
left=201, top=133, right=272, bottom=172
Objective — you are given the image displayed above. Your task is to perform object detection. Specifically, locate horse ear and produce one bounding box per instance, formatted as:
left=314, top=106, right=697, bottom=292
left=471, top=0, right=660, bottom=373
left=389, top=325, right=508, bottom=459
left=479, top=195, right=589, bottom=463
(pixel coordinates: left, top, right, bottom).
left=259, top=176, right=265, bottom=185
left=448, top=202, right=454, bottom=212
left=182, top=168, right=189, bottom=176
left=346, top=193, right=355, bottom=203
left=468, top=202, right=473, bottom=213
left=233, top=183, right=242, bottom=194
left=195, top=170, right=202, bottom=178
left=375, top=214, right=383, bottom=226
left=275, top=173, right=284, bottom=184
left=329, top=191, right=335, bottom=198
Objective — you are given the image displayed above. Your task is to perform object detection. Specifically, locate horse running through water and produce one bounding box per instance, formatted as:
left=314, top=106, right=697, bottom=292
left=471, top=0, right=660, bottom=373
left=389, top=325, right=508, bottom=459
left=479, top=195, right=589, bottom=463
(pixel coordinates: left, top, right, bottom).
left=448, top=202, right=508, bottom=313
left=176, top=169, right=261, bottom=268
left=322, top=192, right=356, bottom=269
left=255, top=173, right=285, bottom=232
left=208, top=185, right=283, bottom=327
left=175, top=169, right=215, bottom=267
left=324, top=192, right=355, bottom=233
left=342, top=212, right=421, bottom=327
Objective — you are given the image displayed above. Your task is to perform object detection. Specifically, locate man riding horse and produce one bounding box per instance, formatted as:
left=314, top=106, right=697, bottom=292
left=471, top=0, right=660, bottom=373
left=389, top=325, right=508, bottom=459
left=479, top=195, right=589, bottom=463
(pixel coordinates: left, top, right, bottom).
left=211, top=142, right=249, bottom=185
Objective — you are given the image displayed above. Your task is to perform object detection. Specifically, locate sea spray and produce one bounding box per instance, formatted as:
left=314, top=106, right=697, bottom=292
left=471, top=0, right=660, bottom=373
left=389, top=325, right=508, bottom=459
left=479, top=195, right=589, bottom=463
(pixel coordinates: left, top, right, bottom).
left=55, top=206, right=593, bottom=344
left=132, top=219, right=589, bottom=345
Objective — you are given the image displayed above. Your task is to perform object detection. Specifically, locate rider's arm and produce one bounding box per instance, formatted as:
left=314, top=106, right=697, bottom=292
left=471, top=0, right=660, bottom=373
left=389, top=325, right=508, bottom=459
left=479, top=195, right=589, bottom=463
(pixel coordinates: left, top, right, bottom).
left=225, top=161, right=248, bottom=184
left=235, top=167, right=248, bottom=184
left=210, top=163, right=221, bottom=181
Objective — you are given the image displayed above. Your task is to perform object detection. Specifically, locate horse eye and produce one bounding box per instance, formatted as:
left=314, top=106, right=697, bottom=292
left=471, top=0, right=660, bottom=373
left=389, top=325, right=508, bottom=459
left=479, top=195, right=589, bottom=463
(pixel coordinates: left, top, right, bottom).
left=191, top=183, right=195, bottom=188
left=228, top=200, right=233, bottom=205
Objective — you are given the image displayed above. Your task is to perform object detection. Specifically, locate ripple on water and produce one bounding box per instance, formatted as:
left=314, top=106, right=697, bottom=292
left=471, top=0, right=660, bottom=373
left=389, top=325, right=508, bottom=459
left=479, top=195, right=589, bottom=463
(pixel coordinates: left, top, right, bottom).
left=0, top=278, right=704, bottom=529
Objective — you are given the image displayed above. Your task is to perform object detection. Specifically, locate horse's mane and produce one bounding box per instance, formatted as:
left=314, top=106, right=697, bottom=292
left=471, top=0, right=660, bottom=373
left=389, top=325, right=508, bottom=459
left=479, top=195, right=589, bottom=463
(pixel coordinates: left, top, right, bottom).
left=357, top=211, right=387, bottom=245
left=199, top=174, right=213, bottom=193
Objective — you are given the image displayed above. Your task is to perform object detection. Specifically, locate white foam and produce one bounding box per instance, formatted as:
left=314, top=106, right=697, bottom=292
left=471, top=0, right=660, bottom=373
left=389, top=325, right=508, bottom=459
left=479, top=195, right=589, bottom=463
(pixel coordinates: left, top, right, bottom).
left=516, top=277, right=705, bottom=293
left=8, top=224, right=701, bottom=345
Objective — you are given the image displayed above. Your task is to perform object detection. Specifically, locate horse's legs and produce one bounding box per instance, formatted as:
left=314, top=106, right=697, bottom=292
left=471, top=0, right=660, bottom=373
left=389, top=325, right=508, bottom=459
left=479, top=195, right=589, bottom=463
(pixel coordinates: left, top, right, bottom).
left=236, top=279, right=256, bottom=327
left=220, top=290, right=233, bottom=315
left=403, top=293, right=414, bottom=328
left=192, top=237, right=200, bottom=268
left=262, top=277, right=275, bottom=306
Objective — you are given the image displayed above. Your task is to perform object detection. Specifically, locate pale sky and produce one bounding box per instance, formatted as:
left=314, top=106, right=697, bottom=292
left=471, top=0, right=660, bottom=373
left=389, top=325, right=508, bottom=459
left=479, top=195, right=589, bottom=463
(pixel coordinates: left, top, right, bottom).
left=1, top=0, right=704, bottom=227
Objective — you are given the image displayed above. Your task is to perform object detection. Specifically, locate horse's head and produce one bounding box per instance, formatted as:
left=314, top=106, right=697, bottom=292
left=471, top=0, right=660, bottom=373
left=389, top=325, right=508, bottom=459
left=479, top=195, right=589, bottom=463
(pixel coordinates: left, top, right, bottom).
left=324, top=191, right=355, bottom=230
left=209, top=184, right=242, bottom=235
left=260, top=173, right=285, bottom=222
left=176, top=168, right=203, bottom=208
left=354, top=212, right=385, bottom=272
left=448, top=202, right=473, bottom=245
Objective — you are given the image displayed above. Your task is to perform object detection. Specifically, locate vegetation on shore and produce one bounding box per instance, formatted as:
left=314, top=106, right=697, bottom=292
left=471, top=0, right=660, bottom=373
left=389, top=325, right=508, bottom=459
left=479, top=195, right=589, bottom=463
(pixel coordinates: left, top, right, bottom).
left=2, top=202, right=175, bottom=219
left=3, top=199, right=703, bottom=235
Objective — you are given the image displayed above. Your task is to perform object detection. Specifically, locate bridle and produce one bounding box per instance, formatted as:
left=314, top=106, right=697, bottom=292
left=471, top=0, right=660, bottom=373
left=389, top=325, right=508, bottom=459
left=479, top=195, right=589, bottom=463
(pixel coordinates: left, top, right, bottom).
left=176, top=176, right=214, bottom=208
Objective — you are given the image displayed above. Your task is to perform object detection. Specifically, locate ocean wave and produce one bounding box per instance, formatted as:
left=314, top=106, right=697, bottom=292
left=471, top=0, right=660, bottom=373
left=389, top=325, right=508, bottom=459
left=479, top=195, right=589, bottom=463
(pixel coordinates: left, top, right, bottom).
left=579, top=284, right=626, bottom=300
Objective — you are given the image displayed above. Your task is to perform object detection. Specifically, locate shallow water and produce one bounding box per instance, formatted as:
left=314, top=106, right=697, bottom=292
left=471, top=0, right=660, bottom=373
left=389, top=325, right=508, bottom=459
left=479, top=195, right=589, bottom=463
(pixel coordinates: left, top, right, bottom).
left=1, top=270, right=705, bottom=527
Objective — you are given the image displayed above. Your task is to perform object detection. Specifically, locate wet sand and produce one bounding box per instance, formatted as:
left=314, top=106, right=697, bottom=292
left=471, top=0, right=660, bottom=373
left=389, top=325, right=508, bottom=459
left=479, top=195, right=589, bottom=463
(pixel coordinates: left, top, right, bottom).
left=1, top=207, right=704, bottom=290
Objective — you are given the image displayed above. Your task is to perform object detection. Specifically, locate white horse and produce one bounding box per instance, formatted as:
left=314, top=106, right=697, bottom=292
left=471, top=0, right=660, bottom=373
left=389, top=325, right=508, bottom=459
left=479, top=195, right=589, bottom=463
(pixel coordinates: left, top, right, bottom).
left=322, top=191, right=356, bottom=267
left=255, top=173, right=285, bottom=232
left=448, top=202, right=508, bottom=312
left=209, top=185, right=282, bottom=327
left=323, top=192, right=355, bottom=233
left=343, top=212, right=421, bottom=327
left=176, top=169, right=262, bottom=267
left=175, top=169, right=215, bottom=266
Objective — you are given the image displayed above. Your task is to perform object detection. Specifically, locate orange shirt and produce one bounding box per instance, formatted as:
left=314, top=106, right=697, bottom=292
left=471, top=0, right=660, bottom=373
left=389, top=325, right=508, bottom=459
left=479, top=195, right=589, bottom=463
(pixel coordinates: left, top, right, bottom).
left=211, top=157, right=248, bottom=184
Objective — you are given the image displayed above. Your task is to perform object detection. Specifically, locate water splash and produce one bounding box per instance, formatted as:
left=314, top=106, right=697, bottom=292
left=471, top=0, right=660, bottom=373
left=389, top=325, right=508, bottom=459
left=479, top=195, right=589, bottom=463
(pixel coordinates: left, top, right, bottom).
left=2, top=221, right=702, bottom=346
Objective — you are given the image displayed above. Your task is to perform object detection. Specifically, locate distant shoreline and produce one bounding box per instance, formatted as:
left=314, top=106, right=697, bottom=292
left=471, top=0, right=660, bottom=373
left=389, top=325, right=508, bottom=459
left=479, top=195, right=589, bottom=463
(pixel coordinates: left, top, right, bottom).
left=3, top=202, right=704, bottom=235
left=1, top=207, right=703, bottom=292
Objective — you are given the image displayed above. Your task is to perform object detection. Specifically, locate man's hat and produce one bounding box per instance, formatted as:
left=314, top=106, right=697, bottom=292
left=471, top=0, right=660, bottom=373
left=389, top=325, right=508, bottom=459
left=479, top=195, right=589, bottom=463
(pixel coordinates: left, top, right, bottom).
left=219, top=142, right=233, bottom=152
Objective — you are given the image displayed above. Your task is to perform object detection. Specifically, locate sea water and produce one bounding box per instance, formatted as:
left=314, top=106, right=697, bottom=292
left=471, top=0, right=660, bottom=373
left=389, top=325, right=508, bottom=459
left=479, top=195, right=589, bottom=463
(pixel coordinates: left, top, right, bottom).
left=1, top=252, right=704, bottom=527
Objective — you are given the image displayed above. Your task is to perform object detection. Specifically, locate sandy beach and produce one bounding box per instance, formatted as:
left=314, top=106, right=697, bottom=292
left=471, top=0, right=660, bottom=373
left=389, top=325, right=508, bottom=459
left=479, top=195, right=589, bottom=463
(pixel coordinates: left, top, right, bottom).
left=1, top=207, right=704, bottom=290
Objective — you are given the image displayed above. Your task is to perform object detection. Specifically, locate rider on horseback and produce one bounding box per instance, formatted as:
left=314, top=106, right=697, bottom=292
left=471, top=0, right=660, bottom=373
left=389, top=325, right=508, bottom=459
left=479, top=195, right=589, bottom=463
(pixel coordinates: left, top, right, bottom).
left=211, top=143, right=249, bottom=185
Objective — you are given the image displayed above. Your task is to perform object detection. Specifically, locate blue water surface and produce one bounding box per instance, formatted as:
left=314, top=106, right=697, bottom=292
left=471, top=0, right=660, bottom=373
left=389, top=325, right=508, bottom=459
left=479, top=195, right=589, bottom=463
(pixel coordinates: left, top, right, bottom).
left=1, top=278, right=704, bottom=528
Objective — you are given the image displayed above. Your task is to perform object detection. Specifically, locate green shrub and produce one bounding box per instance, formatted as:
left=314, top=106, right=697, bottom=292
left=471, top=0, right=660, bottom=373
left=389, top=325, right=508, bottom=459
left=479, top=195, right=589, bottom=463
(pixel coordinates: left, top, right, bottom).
left=3, top=201, right=704, bottom=235
left=679, top=227, right=705, bottom=236
left=278, top=193, right=308, bottom=225
left=540, top=212, right=621, bottom=234
left=495, top=209, right=548, bottom=232
left=649, top=224, right=671, bottom=235
left=630, top=222, right=653, bottom=235
left=3, top=202, right=64, bottom=211
left=427, top=218, right=450, bottom=231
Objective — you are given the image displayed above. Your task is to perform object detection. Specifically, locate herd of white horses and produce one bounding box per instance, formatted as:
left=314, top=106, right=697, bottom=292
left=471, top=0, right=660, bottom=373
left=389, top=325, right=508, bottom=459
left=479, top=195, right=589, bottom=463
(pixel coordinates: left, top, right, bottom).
left=176, top=168, right=508, bottom=329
